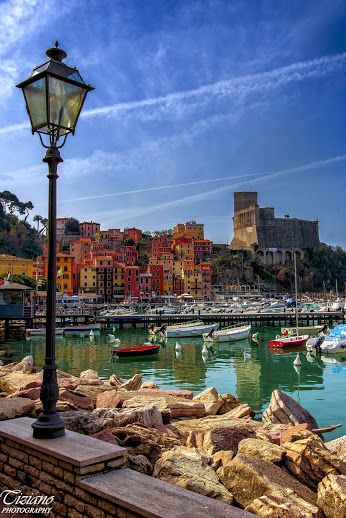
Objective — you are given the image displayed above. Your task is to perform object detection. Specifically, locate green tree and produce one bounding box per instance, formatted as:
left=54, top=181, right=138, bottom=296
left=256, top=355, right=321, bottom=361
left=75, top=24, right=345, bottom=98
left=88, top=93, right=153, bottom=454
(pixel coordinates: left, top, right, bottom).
left=64, top=217, right=80, bottom=234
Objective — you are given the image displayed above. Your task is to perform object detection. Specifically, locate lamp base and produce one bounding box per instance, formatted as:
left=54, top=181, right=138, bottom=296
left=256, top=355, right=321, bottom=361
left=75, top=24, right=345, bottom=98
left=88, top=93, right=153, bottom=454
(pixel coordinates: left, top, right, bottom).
left=32, top=409, right=65, bottom=439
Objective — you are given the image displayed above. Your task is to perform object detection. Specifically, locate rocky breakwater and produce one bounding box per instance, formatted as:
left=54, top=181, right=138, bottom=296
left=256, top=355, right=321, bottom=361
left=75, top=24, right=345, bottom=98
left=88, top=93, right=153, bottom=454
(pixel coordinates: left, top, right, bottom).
left=1, top=358, right=346, bottom=516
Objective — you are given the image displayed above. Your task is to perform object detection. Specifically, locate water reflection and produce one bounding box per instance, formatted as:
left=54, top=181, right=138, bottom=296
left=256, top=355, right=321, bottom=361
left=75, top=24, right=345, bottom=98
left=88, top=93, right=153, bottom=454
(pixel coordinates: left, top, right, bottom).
left=1, top=327, right=345, bottom=438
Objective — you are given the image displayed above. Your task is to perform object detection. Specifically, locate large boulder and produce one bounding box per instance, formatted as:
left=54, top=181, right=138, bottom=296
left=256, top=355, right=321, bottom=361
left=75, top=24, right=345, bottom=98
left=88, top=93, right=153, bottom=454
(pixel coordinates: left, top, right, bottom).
left=238, top=438, right=286, bottom=464
left=0, top=397, right=35, bottom=420
left=96, top=405, right=163, bottom=429
left=153, top=446, right=233, bottom=504
left=256, top=424, right=292, bottom=445
left=108, top=423, right=181, bottom=469
left=172, top=415, right=261, bottom=456
left=96, top=389, right=122, bottom=408
left=283, top=434, right=346, bottom=489
left=187, top=422, right=257, bottom=456
left=263, top=390, right=318, bottom=429
left=109, top=373, right=125, bottom=388
left=317, top=474, right=346, bottom=518
left=119, top=373, right=142, bottom=391
left=193, top=387, right=223, bottom=415
left=60, top=409, right=118, bottom=434
left=74, top=383, right=115, bottom=404
left=226, top=403, right=255, bottom=419
left=0, top=371, right=42, bottom=395
left=246, top=489, right=320, bottom=517
left=218, top=393, right=242, bottom=414
left=123, top=394, right=205, bottom=419
left=326, top=435, right=346, bottom=462
left=59, top=388, right=94, bottom=410
left=218, top=453, right=317, bottom=508
left=79, top=369, right=103, bottom=385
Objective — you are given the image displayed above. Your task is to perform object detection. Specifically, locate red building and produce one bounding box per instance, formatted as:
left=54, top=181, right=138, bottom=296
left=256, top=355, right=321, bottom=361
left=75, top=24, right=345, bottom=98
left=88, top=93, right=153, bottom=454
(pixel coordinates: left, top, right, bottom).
left=194, top=239, right=213, bottom=261
left=124, top=227, right=142, bottom=243
left=151, top=236, right=170, bottom=258
left=148, top=264, right=164, bottom=296
left=123, top=245, right=138, bottom=266
left=79, top=221, right=100, bottom=238
left=139, top=270, right=152, bottom=300
left=124, top=266, right=140, bottom=299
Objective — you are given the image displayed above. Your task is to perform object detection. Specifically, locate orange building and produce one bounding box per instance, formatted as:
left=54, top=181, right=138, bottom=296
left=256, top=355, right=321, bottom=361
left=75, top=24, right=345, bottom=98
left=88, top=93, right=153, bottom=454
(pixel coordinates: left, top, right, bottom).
left=173, top=237, right=194, bottom=260
left=70, top=238, right=93, bottom=264
left=173, top=221, right=204, bottom=240
left=56, top=254, right=74, bottom=295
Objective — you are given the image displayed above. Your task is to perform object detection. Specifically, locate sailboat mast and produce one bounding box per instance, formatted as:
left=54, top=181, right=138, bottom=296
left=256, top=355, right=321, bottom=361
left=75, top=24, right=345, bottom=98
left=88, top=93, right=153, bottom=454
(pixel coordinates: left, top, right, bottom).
left=294, top=251, right=299, bottom=335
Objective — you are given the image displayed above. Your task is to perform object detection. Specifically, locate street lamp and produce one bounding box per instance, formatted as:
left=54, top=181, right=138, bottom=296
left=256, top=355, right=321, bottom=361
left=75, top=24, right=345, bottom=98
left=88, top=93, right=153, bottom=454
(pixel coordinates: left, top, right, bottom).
left=16, top=42, right=94, bottom=439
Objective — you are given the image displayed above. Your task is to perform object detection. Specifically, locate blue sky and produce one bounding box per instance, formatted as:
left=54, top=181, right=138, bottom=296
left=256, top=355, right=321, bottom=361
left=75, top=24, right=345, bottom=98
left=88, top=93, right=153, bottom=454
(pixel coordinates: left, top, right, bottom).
left=0, top=0, right=345, bottom=245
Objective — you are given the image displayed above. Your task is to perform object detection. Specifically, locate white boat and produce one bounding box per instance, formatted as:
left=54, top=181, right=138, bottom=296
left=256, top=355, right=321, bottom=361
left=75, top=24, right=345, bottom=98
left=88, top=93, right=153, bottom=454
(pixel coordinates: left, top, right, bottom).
left=26, top=328, right=64, bottom=336
left=165, top=322, right=219, bottom=338
left=313, top=337, right=346, bottom=354
left=203, top=324, right=251, bottom=343
left=63, top=323, right=101, bottom=335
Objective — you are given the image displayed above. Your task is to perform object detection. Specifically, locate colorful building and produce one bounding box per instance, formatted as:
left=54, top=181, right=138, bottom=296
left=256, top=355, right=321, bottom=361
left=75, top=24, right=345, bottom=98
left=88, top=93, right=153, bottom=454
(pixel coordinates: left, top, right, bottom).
left=56, top=254, right=74, bottom=295
left=173, top=221, right=204, bottom=240
left=173, top=237, right=194, bottom=260
left=0, top=254, right=33, bottom=278
left=124, top=227, right=142, bottom=243
left=79, top=221, right=100, bottom=238
left=113, top=262, right=126, bottom=300
left=70, top=238, right=93, bottom=264
left=148, top=264, right=164, bottom=296
left=124, top=266, right=140, bottom=299
left=79, top=264, right=97, bottom=294
left=194, top=239, right=213, bottom=261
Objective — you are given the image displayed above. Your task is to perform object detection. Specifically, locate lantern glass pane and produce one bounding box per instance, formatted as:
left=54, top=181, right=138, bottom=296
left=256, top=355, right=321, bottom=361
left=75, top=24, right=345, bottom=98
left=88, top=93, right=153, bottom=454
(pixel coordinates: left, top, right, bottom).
left=22, top=77, right=47, bottom=129
left=48, top=76, right=87, bottom=134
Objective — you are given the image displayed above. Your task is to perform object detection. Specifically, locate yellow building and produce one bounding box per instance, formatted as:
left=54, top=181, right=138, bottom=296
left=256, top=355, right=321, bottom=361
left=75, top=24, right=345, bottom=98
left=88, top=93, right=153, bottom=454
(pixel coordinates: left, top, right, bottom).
left=79, top=264, right=97, bottom=294
left=183, top=264, right=211, bottom=299
left=113, top=262, right=126, bottom=300
left=173, top=238, right=195, bottom=260
left=0, top=254, right=33, bottom=277
left=56, top=254, right=74, bottom=295
left=149, top=252, right=174, bottom=295
left=173, top=220, right=204, bottom=240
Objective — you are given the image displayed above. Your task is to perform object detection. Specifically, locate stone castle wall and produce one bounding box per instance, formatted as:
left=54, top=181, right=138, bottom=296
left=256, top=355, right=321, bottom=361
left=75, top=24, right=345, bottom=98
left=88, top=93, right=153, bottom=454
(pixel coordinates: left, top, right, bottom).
left=230, top=192, right=320, bottom=254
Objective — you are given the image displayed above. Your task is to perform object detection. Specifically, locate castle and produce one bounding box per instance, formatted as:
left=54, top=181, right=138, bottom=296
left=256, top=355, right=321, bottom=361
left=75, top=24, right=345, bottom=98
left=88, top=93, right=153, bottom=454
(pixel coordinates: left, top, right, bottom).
left=230, top=192, right=320, bottom=266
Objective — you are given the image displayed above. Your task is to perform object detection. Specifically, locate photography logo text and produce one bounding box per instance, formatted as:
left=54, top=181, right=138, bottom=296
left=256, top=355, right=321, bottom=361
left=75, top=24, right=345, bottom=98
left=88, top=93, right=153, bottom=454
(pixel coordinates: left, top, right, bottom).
left=1, top=490, right=54, bottom=514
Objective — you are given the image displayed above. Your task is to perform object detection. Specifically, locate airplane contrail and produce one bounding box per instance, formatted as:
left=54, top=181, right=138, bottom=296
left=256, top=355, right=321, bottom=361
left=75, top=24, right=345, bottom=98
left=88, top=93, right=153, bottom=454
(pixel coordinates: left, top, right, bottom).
left=61, top=153, right=346, bottom=207
left=1, top=51, right=345, bottom=136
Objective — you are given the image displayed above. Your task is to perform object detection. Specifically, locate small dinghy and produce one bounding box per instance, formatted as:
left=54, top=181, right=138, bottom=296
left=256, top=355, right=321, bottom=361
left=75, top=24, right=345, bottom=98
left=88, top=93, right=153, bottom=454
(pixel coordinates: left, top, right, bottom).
left=112, top=344, right=160, bottom=357
left=268, top=335, right=309, bottom=348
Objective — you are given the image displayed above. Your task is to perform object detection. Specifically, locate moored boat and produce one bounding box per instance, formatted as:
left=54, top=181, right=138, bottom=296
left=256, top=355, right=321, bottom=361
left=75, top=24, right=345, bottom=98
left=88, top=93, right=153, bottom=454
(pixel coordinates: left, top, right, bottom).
left=165, top=322, right=219, bottom=338
left=268, top=335, right=309, bottom=348
left=281, top=325, right=325, bottom=337
left=26, top=328, right=64, bottom=336
left=203, top=324, right=251, bottom=343
left=63, top=323, right=101, bottom=335
left=112, top=344, right=160, bottom=357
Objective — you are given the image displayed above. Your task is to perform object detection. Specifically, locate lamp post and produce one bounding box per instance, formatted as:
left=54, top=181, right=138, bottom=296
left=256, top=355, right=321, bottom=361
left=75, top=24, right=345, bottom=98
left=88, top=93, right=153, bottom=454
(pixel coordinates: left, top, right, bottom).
left=16, top=42, right=94, bottom=439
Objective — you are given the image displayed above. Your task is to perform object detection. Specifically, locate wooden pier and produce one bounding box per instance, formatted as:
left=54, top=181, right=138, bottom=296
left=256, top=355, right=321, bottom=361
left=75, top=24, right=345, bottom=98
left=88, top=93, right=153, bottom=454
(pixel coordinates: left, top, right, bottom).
left=97, top=311, right=345, bottom=330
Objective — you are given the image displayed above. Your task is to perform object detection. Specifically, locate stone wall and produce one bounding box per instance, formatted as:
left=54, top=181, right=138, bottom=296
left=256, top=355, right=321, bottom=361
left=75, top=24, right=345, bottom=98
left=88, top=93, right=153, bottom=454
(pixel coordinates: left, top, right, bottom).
left=230, top=192, right=320, bottom=253
left=0, top=418, right=251, bottom=518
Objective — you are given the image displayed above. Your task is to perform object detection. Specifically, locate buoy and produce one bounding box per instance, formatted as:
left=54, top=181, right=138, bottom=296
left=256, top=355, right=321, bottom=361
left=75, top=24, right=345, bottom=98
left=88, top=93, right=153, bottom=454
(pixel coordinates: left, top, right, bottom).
left=89, top=330, right=94, bottom=337
left=251, top=332, right=259, bottom=343
left=175, top=341, right=182, bottom=351
left=202, top=344, right=208, bottom=355
left=293, top=353, right=302, bottom=366
left=108, top=334, right=115, bottom=341
left=243, top=351, right=251, bottom=360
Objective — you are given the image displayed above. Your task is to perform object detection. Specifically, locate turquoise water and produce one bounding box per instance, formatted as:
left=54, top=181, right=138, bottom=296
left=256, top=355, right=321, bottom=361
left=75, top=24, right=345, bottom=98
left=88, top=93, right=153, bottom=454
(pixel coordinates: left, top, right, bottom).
left=1, top=327, right=346, bottom=439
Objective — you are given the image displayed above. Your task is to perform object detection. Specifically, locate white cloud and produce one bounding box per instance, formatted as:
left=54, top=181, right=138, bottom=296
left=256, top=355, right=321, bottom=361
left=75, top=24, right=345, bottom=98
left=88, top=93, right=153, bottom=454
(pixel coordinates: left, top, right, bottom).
left=0, top=50, right=345, bottom=134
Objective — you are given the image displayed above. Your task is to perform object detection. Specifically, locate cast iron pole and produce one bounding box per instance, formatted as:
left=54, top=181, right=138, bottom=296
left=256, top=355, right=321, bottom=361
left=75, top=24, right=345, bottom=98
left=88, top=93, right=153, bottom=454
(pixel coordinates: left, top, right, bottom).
left=32, top=145, right=65, bottom=439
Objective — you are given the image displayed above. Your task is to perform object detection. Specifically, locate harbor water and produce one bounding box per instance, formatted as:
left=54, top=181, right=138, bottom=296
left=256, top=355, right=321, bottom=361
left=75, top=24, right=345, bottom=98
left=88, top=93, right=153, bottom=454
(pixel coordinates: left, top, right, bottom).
left=1, top=327, right=345, bottom=440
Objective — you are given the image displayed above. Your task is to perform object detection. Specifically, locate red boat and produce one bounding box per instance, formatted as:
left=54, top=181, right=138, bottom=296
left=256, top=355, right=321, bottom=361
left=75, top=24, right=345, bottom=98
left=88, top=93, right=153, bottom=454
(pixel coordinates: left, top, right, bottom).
left=113, top=344, right=160, bottom=357
left=268, top=335, right=309, bottom=348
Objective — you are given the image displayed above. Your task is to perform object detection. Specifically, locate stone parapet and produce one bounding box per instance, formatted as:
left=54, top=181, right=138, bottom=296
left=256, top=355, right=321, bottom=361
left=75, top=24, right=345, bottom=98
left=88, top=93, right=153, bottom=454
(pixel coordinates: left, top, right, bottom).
left=0, top=417, right=255, bottom=518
